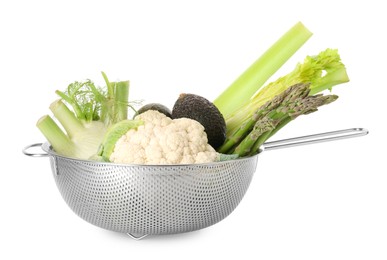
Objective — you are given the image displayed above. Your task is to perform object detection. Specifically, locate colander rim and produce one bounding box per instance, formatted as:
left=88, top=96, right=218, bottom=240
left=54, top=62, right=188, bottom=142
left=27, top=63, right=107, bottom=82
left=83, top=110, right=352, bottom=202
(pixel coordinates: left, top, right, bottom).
left=41, top=142, right=260, bottom=168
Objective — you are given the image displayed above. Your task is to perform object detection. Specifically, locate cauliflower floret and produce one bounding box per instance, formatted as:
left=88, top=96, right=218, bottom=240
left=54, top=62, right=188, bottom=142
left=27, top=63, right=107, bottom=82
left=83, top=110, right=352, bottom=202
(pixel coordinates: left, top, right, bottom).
left=109, top=110, right=219, bottom=164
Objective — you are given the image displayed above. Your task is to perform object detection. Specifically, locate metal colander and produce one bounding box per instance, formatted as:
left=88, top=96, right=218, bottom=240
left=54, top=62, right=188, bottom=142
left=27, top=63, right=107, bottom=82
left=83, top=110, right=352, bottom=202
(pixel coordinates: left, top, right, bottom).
left=23, top=128, right=368, bottom=239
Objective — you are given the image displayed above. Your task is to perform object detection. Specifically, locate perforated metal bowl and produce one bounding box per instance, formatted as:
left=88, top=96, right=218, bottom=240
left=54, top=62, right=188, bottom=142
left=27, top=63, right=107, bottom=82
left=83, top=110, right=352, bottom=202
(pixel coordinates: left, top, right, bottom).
left=23, top=128, right=368, bottom=239
left=46, top=143, right=258, bottom=237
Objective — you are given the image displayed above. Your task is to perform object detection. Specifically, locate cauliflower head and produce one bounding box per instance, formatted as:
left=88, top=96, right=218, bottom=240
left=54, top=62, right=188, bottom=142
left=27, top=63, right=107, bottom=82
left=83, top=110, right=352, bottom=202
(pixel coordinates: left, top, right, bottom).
left=109, top=110, right=219, bottom=164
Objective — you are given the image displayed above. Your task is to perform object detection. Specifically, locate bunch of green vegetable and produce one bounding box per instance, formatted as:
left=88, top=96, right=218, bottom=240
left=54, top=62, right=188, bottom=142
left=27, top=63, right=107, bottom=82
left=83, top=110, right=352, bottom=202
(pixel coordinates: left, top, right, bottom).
left=37, top=72, right=136, bottom=160
left=214, top=22, right=350, bottom=156
left=35, top=21, right=351, bottom=164
left=218, top=83, right=338, bottom=155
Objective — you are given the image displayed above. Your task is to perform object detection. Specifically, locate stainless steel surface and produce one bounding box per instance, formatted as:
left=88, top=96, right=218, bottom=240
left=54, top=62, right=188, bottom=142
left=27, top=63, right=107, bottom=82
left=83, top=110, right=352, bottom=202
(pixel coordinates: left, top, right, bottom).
left=126, top=233, right=149, bottom=240
left=22, top=143, right=49, bottom=157
left=262, top=128, right=368, bottom=151
left=24, top=127, right=368, bottom=238
left=42, top=142, right=259, bottom=236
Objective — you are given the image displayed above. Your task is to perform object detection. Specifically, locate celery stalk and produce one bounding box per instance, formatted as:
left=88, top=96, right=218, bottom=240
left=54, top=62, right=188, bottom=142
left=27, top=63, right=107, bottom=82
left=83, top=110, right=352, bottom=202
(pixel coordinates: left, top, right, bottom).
left=225, top=48, right=349, bottom=136
left=214, top=22, right=312, bottom=118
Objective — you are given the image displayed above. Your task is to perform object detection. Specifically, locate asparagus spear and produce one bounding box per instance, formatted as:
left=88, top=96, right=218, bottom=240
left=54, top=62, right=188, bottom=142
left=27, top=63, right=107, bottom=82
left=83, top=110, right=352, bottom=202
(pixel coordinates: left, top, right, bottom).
left=251, top=94, right=337, bottom=155
left=220, top=83, right=338, bottom=156
left=238, top=94, right=338, bottom=156
left=225, top=48, right=349, bottom=137
left=232, top=117, right=276, bottom=155
left=218, top=83, right=309, bottom=153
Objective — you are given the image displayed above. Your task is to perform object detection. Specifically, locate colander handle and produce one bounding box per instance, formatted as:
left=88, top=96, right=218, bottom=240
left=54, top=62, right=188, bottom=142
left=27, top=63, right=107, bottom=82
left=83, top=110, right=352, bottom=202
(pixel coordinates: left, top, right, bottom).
left=262, top=128, right=368, bottom=152
left=22, top=143, right=49, bottom=157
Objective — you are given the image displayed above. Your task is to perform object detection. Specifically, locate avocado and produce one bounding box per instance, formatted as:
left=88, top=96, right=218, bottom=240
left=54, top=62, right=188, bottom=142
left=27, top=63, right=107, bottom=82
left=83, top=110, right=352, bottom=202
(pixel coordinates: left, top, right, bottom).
left=172, top=93, right=226, bottom=149
left=134, top=103, right=172, bottom=118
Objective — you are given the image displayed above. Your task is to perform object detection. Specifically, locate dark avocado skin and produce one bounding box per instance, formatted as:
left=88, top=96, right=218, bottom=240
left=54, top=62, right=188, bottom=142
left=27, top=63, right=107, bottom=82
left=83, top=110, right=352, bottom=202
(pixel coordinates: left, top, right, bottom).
left=134, top=103, right=172, bottom=118
left=172, top=93, right=226, bottom=149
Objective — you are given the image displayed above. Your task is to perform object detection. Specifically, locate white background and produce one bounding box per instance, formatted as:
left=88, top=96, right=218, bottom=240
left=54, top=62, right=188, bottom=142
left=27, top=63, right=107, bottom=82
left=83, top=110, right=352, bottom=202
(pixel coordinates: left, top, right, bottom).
left=1, top=0, right=385, bottom=259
